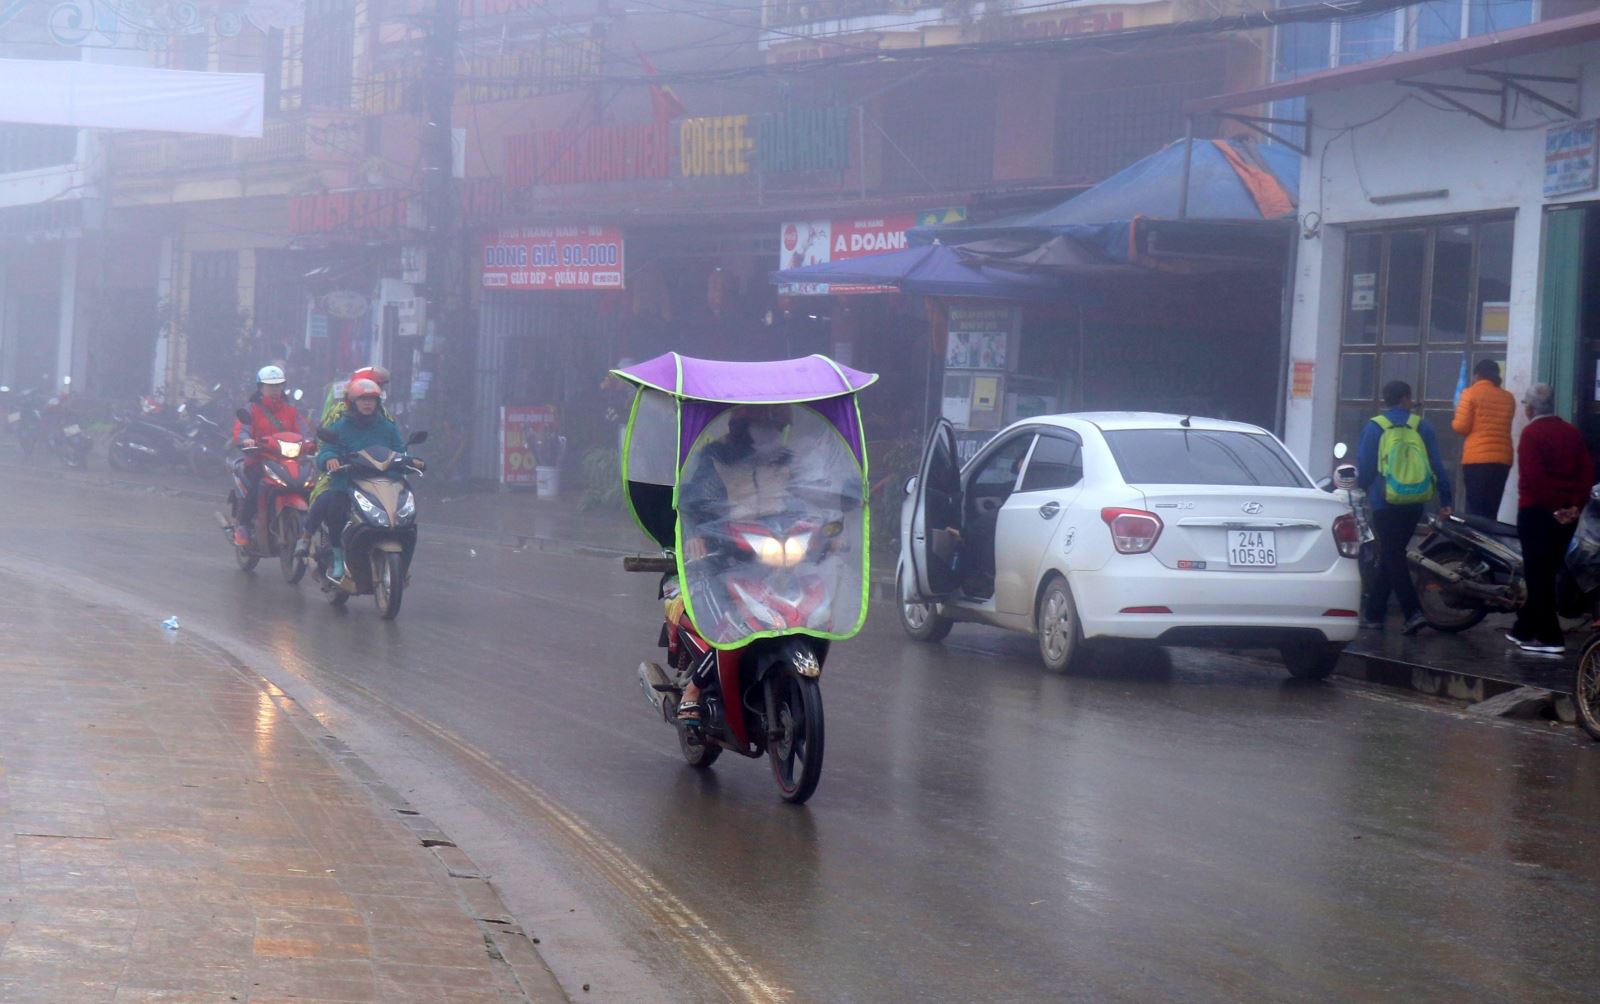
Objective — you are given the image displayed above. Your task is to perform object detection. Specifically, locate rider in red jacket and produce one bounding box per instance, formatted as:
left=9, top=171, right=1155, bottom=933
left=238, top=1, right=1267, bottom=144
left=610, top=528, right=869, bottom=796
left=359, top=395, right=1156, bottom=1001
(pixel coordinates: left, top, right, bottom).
left=232, top=365, right=303, bottom=546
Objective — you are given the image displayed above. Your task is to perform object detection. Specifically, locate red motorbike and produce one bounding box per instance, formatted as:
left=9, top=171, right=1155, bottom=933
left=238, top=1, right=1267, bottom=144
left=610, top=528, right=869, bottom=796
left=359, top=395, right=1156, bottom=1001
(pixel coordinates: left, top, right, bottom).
left=220, top=410, right=315, bottom=581
left=612, top=352, right=878, bottom=806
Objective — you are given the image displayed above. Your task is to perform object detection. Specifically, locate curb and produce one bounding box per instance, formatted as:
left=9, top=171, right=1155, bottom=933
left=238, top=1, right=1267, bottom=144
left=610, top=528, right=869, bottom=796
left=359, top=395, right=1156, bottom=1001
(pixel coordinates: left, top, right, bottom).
left=1333, top=648, right=1580, bottom=722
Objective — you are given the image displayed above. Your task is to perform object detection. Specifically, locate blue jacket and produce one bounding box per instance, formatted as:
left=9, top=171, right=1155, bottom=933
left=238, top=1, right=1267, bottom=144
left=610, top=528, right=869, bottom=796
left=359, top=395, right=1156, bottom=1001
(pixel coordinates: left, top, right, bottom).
left=1357, top=407, right=1454, bottom=511
left=316, top=412, right=405, bottom=493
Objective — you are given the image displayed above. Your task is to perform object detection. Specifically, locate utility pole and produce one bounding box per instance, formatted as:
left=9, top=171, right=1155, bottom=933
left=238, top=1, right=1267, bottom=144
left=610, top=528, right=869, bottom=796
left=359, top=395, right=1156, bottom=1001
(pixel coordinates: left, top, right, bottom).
left=419, top=0, right=461, bottom=441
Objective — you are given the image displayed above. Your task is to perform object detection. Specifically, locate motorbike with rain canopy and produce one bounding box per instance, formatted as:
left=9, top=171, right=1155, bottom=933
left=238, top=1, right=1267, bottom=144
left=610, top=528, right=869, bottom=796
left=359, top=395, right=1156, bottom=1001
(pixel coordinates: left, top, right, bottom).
left=616, top=353, right=876, bottom=804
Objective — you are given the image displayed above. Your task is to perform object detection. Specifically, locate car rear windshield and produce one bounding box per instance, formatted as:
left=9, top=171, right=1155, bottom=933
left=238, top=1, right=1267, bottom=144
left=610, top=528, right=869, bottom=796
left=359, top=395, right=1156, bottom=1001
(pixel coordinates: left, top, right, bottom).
left=1102, top=429, right=1310, bottom=488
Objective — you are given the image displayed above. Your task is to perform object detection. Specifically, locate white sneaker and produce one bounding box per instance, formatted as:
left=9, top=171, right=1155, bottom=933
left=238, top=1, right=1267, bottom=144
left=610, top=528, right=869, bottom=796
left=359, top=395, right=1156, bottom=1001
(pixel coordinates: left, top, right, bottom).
left=1518, top=641, right=1565, bottom=655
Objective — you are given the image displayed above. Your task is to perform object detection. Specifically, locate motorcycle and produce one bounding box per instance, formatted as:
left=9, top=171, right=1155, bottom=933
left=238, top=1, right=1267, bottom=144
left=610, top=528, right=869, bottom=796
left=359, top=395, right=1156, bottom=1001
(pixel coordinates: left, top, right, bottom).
left=613, top=352, right=876, bottom=805
left=1322, top=442, right=1377, bottom=596
left=310, top=427, right=427, bottom=619
left=41, top=377, right=91, bottom=469
left=1566, top=489, right=1600, bottom=741
left=220, top=410, right=315, bottom=582
left=109, top=393, right=196, bottom=472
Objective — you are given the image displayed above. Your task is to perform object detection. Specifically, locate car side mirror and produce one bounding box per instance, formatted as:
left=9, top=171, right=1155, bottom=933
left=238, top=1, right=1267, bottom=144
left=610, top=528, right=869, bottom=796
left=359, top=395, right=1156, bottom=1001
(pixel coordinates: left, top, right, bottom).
left=904, top=476, right=918, bottom=496
left=235, top=408, right=252, bottom=425
left=407, top=430, right=428, bottom=446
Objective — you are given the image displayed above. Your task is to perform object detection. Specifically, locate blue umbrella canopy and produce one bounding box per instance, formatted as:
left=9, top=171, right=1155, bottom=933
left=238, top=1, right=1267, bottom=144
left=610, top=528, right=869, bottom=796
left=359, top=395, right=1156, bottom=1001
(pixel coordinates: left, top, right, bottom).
left=770, top=242, right=1071, bottom=301
left=908, top=138, right=1300, bottom=263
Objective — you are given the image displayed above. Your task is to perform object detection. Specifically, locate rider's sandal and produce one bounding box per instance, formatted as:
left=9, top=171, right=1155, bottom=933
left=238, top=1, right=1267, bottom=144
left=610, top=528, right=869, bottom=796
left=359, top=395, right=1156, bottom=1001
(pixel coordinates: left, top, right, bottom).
left=676, top=700, right=704, bottom=727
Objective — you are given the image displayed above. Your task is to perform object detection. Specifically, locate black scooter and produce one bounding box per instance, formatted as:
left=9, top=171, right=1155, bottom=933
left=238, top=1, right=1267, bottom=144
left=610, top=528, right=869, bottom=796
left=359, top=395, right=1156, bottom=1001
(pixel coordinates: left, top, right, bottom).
left=310, top=427, right=427, bottom=620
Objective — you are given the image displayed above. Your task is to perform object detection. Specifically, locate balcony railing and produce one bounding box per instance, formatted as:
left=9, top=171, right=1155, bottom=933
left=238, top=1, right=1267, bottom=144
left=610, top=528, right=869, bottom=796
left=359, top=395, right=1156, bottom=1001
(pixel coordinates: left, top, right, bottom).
left=763, top=0, right=936, bottom=30
left=111, top=116, right=357, bottom=178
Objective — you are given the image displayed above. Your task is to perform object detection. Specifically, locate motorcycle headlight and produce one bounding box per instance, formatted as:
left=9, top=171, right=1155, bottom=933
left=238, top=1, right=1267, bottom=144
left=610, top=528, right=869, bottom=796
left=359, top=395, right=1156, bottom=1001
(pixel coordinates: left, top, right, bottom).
left=783, top=532, right=812, bottom=568
left=740, top=532, right=784, bottom=567
left=396, top=492, right=415, bottom=521
left=279, top=441, right=301, bottom=459
left=353, top=491, right=389, bottom=527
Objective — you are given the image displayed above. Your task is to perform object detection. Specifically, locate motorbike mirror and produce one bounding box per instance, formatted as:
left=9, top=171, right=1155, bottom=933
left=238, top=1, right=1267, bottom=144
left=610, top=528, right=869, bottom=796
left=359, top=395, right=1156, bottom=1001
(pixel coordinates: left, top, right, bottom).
left=1332, top=441, right=1348, bottom=460
left=235, top=408, right=252, bottom=425
left=211, top=383, right=222, bottom=392
left=178, top=403, right=187, bottom=414
left=407, top=430, right=429, bottom=445
left=61, top=375, right=70, bottom=386
left=904, top=475, right=918, bottom=496
left=0, top=386, right=8, bottom=393
left=292, top=388, right=303, bottom=402
left=316, top=427, right=338, bottom=443
left=822, top=520, right=844, bottom=538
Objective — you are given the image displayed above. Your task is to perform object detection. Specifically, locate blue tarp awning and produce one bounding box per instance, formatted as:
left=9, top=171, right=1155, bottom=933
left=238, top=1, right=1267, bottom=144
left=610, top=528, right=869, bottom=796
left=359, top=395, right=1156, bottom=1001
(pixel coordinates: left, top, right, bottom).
left=770, top=242, right=1075, bottom=302
left=908, top=138, right=1300, bottom=264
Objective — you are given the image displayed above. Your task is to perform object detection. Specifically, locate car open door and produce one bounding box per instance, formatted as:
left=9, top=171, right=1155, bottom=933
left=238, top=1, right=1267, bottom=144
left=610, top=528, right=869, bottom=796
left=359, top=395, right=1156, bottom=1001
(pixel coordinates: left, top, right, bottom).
left=905, top=418, right=964, bottom=600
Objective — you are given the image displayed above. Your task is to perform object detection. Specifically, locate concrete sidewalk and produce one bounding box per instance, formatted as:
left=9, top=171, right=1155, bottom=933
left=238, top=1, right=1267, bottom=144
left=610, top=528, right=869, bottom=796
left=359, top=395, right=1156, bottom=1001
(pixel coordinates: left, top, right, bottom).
left=0, top=571, right=564, bottom=1003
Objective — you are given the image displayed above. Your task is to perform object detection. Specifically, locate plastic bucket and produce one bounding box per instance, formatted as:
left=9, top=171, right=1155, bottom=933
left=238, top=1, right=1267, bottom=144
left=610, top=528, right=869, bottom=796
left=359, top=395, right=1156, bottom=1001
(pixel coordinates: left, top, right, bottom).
left=535, top=465, right=560, bottom=498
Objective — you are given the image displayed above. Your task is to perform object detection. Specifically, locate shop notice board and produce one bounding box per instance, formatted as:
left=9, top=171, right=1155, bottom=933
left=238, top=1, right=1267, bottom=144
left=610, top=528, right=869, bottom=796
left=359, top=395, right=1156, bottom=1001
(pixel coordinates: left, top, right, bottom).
left=500, top=405, right=557, bottom=486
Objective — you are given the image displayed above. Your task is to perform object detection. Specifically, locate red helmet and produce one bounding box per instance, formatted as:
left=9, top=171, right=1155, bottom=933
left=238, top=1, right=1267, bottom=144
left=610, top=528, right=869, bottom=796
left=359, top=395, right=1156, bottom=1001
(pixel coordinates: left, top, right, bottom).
left=346, top=378, right=382, bottom=402
left=351, top=365, right=390, bottom=387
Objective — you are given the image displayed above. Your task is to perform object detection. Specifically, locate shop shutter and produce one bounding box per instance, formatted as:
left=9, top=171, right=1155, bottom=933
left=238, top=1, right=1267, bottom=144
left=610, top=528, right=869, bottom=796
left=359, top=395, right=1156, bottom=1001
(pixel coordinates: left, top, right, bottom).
left=1539, top=208, right=1584, bottom=420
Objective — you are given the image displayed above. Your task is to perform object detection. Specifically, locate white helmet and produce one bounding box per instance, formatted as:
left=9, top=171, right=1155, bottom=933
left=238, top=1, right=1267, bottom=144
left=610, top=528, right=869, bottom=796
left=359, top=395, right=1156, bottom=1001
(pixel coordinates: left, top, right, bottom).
left=257, top=365, right=286, bottom=385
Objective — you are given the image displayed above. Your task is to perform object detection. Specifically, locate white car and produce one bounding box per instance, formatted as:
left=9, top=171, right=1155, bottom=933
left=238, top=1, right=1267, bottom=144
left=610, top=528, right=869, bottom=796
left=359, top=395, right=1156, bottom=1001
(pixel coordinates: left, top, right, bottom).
left=897, top=413, right=1362, bottom=678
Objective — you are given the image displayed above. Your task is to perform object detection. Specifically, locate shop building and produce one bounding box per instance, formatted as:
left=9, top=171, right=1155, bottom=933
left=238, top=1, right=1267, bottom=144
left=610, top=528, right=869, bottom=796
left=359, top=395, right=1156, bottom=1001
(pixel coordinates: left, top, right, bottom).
left=1192, top=8, right=1600, bottom=516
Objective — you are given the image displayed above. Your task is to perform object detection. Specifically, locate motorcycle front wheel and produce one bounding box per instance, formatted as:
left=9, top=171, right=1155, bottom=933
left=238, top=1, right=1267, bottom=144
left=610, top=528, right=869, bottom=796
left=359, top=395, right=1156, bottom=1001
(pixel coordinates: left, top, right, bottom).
left=1575, top=635, right=1600, bottom=742
left=766, top=663, right=824, bottom=804
left=1412, top=543, right=1489, bottom=633
left=279, top=510, right=307, bottom=584
left=374, top=550, right=404, bottom=619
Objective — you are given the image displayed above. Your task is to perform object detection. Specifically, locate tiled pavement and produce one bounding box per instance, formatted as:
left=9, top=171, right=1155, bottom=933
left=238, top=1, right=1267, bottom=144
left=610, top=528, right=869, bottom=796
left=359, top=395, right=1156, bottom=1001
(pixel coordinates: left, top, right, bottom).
left=0, top=573, right=564, bottom=1003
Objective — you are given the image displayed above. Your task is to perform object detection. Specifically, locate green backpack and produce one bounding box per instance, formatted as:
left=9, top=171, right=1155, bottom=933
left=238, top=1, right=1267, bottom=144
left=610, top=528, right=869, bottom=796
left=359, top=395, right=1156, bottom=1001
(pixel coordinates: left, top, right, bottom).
left=1373, top=413, right=1435, bottom=505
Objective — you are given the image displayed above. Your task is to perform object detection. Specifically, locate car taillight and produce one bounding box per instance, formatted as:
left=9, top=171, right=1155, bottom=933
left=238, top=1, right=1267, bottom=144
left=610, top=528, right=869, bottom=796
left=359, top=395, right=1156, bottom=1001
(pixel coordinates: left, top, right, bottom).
left=1101, top=508, right=1162, bottom=554
left=1333, top=513, right=1360, bottom=558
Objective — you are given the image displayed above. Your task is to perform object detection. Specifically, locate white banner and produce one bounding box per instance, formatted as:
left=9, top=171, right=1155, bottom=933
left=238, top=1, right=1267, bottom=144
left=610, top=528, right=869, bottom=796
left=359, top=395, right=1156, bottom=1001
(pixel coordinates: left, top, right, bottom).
left=0, top=59, right=264, bottom=138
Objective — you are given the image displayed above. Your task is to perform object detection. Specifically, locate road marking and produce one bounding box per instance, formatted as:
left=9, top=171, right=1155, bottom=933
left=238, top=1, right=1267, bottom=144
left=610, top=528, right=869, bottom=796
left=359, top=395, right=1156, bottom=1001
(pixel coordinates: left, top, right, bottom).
left=307, top=675, right=790, bottom=1004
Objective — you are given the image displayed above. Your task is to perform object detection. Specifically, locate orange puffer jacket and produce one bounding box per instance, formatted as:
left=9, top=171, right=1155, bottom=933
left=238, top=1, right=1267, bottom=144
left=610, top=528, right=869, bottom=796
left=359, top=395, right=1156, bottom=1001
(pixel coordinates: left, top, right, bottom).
left=1452, top=379, right=1516, bottom=466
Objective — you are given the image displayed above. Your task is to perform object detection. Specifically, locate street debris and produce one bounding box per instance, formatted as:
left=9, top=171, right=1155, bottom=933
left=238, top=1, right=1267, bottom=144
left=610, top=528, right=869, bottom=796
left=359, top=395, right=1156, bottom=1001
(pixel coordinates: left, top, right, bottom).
left=161, top=616, right=180, bottom=631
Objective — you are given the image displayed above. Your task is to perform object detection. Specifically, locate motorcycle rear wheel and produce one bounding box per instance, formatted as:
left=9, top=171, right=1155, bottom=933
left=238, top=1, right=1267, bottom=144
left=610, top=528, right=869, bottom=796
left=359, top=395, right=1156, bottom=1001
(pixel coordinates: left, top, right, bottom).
left=1413, top=544, right=1489, bottom=633
left=374, top=551, right=404, bottom=619
left=766, top=664, right=824, bottom=804
left=1576, top=636, right=1600, bottom=742
left=279, top=510, right=307, bottom=584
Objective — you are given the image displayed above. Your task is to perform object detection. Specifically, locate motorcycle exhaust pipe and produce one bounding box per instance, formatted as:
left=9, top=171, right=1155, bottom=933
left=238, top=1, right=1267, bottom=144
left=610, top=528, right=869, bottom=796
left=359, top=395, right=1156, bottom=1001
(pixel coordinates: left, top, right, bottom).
left=1410, top=553, right=1520, bottom=607
left=638, top=661, right=675, bottom=723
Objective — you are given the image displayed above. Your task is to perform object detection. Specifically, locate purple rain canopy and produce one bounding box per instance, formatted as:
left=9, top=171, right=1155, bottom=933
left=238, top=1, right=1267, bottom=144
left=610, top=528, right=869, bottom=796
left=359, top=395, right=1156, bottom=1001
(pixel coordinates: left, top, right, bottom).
left=611, top=353, right=877, bottom=403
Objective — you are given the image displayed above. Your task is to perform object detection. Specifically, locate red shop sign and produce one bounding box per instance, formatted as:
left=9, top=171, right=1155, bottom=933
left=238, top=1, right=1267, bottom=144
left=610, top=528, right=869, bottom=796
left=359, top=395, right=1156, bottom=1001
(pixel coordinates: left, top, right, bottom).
left=290, top=189, right=413, bottom=235
left=481, top=226, right=625, bottom=291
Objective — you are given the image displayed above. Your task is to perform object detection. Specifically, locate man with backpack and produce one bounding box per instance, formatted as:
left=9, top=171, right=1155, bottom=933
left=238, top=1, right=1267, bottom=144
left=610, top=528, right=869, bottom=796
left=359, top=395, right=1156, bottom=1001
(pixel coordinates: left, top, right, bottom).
left=1357, top=380, right=1454, bottom=634
left=1506, top=384, right=1594, bottom=655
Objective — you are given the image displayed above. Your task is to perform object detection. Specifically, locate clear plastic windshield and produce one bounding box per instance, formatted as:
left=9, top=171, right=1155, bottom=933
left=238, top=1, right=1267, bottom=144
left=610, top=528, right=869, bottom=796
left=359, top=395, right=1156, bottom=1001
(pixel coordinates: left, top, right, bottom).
left=676, top=403, right=867, bottom=648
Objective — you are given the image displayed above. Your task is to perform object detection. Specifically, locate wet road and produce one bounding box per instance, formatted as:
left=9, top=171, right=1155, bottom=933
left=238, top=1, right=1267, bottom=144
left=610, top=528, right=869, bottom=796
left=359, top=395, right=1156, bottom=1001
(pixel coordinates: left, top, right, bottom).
left=3, top=462, right=1600, bottom=1002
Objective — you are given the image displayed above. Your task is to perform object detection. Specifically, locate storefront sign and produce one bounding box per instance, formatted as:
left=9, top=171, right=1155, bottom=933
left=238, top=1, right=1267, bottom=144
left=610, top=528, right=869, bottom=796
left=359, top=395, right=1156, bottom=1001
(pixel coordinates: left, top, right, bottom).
left=481, top=226, right=625, bottom=291
left=321, top=290, right=368, bottom=320
left=505, top=122, right=670, bottom=187
left=1291, top=360, right=1315, bottom=399
left=1350, top=272, right=1376, bottom=311
left=778, top=215, right=915, bottom=295
left=945, top=305, right=1015, bottom=371
left=290, top=189, right=412, bottom=235
left=679, top=115, right=753, bottom=177
left=756, top=106, right=850, bottom=174
left=500, top=405, right=557, bottom=486
left=1480, top=301, right=1509, bottom=343
left=1009, top=9, right=1125, bottom=39
left=1546, top=120, right=1599, bottom=198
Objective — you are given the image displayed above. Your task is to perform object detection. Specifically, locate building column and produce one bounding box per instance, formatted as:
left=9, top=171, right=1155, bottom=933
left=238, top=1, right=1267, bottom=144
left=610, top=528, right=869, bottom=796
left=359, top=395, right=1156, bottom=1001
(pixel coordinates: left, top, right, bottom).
left=1283, top=225, right=1345, bottom=470
left=54, top=238, right=79, bottom=389
left=0, top=251, right=11, bottom=385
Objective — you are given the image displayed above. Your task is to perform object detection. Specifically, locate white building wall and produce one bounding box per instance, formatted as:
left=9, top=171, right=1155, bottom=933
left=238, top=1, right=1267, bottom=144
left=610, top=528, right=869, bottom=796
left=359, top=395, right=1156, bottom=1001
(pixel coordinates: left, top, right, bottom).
left=1284, top=39, right=1600, bottom=488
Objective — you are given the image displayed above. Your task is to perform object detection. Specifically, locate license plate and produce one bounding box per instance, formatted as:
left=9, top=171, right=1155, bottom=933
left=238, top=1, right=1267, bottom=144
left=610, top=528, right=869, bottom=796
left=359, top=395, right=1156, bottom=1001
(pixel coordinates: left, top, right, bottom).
left=61, top=424, right=81, bottom=437
left=1228, top=529, right=1276, bottom=567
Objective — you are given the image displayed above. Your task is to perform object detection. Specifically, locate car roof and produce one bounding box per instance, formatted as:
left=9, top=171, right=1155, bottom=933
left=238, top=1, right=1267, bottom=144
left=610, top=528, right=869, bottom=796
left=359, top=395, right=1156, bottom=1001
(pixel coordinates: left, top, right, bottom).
left=1023, top=412, right=1272, bottom=436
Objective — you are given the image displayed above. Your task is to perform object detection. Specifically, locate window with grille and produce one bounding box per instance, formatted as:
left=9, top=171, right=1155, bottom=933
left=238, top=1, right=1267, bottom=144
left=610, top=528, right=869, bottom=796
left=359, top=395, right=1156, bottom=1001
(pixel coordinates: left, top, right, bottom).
left=1336, top=218, right=1514, bottom=495
left=1055, top=80, right=1215, bottom=183
left=879, top=74, right=996, bottom=191
left=0, top=125, right=76, bottom=174
left=304, top=0, right=355, bottom=108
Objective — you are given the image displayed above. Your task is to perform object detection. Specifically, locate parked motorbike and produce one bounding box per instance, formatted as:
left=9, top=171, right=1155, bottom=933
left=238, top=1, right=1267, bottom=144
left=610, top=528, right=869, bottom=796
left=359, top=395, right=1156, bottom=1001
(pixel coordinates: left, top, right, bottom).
left=310, top=427, right=427, bottom=618
left=41, top=377, right=91, bottom=469
left=1565, top=489, right=1600, bottom=741
left=613, top=353, right=876, bottom=805
left=2, top=384, right=41, bottom=454
left=1321, top=442, right=1376, bottom=595
left=219, top=410, right=315, bottom=582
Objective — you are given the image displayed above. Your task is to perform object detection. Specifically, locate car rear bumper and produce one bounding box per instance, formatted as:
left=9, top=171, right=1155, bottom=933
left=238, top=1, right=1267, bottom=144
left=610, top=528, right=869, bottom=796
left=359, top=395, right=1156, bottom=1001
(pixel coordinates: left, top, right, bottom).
left=1071, top=557, right=1362, bottom=644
